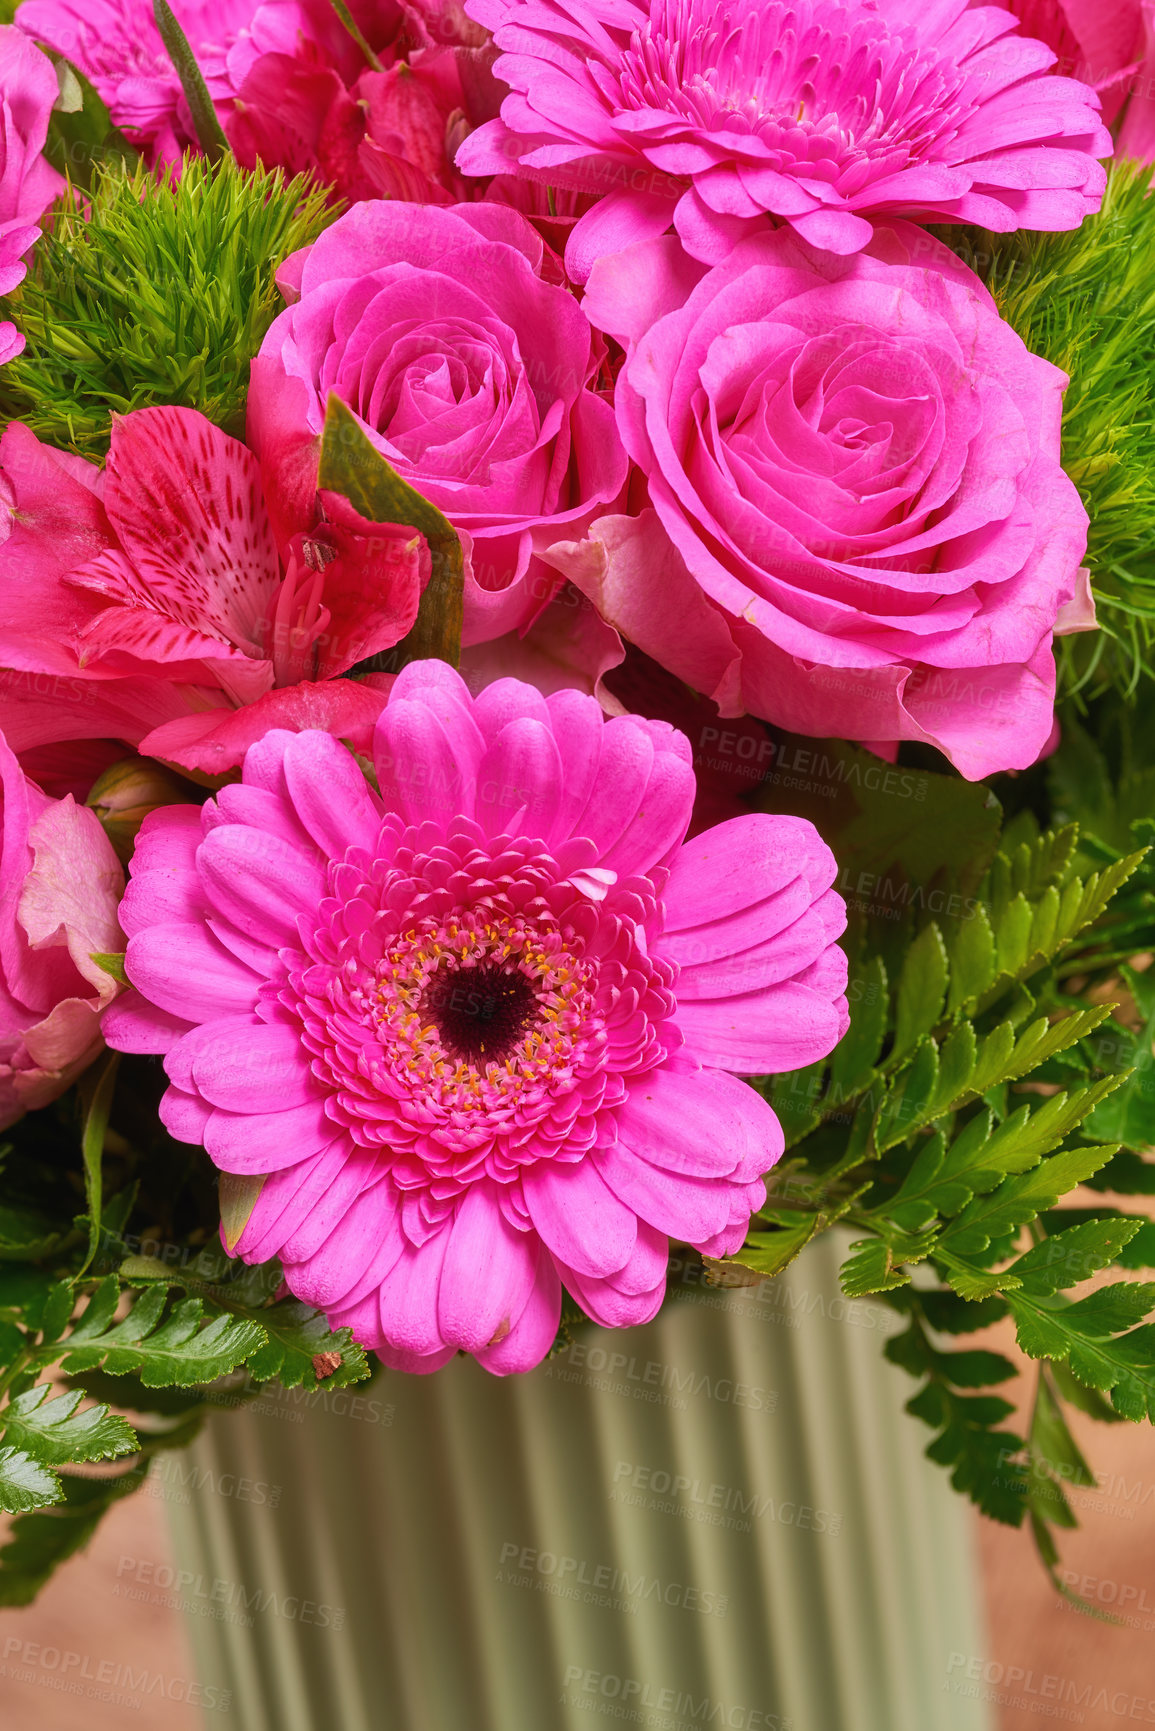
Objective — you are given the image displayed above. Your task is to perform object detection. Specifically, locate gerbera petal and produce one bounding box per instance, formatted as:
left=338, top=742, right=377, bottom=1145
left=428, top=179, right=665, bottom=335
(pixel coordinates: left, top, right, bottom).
left=438, top=1182, right=539, bottom=1352
left=522, top=1158, right=638, bottom=1277
left=476, top=717, right=564, bottom=843
left=675, top=980, right=848, bottom=1074
left=475, top=1251, right=562, bottom=1375
left=203, top=1097, right=337, bottom=1174
left=190, top=1020, right=325, bottom=1111
left=595, top=1142, right=735, bottom=1240
left=378, top=1229, right=452, bottom=1356
left=197, top=824, right=327, bottom=945
left=126, top=923, right=261, bottom=1023
left=614, top=1065, right=782, bottom=1177
left=282, top=731, right=384, bottom=857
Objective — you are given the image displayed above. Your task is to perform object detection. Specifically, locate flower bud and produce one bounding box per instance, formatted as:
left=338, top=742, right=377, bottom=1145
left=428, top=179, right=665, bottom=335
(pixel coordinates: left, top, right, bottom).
left=86, top=758, right=194, bottom=864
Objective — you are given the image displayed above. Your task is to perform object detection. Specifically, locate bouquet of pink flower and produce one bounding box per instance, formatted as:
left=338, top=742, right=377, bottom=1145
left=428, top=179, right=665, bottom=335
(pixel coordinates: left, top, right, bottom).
left=0, top=0, right=1154, bottom=1607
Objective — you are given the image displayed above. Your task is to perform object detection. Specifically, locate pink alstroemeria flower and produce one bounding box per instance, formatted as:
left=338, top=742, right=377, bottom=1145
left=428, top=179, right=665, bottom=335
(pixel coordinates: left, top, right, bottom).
left=457, top=0, right=1112, bottom=282
left=0, top=406, right=427, bottom=774
left=105, top=663, right=849, bottom=1374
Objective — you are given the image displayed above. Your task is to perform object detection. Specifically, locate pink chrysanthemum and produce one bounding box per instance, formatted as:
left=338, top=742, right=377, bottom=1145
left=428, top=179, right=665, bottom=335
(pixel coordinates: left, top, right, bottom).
left=105, top=663, right=849, bottom=1374
left=456, top=0, right=1112, bottom=280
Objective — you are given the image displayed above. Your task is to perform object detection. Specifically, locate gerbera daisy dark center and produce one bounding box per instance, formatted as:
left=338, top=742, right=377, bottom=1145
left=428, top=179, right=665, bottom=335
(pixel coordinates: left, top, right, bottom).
left=423, top=964, right=538, bottom=1064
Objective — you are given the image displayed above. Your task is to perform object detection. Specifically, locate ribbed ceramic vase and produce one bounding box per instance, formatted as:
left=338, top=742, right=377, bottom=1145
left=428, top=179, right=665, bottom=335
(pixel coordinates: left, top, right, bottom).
left=165, top=1232, right=991, bottom=1731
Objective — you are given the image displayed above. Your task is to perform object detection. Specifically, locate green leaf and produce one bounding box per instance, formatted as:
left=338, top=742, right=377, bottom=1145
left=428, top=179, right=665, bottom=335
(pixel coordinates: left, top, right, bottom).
left=60, top=1278, right=266, bottom=1386
left=840, top=1230, right=936, bottom=1297
left=941, top=1142, right=1119, bottom=1259
left=0, top=1384, right=137, bottom=1466
left=946, top=904, right=997, bottom=1012
left=245, top=1300, right=369, bottom=1389
left=1086, top=982, right=1155, bottom=1149
left=0, top=1267, right=58, bottom=1333
left=0, top=1464, right=148, bottom=1604
left=118, top=1251, right=370, bottom=1390
left=89, top=951, right=128, bottom=986
left=1008, top=1292, right=1155, bottom=1420
left=218, top=1173, right=267, bottom=1255
left=0, top=1446, right=62, bottom=1514
left=0, top=1202, right=71, bottom=1262
left=766, top=1060, right=829, bottom=1148
left=318, top=393, right=464, bottom=670
left=893, top=923, right=948, bottom=1059
left=874, top=1039, right=939, bottom=1152
left=152, top=0, right=231, bottom=161
left=827, top=955, right=888, bottom=1098
left=1010, top=1219, right=1143, bottom=1296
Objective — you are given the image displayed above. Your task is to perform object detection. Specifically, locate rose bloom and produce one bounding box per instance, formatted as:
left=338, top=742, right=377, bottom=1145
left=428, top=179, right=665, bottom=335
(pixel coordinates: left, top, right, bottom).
left=547, top=223, right=1091, bottom=781
left=0, top=729, right=124, bottom=1129
left=457, top=0, right=1111, bottom=281
left=0, top=24, right=65, bottom=364
left=247, top=200, right=628, bottom=649
left=105, top=663, right=848, bottom=1373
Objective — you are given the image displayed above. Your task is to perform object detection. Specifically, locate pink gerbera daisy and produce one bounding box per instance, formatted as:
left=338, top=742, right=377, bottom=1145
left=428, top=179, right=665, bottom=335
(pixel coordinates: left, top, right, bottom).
left=105, top=663, right=848, bottom=1374
left=456, top=0, right=1112, bottom=280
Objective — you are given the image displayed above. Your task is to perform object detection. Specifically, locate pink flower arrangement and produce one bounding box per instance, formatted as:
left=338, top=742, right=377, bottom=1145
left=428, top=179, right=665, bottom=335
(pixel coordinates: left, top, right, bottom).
left=248, top=199, right=628, bottom=646
left=106, top=663, right=848, bottom=1371
left=0, top=729, right=125, bottom=1129
left=0, top=406, right=427, bottom=773
left=0, top=0, right=1126, bottom=1397
left=456, top=0, right=1112, bottom=281
left=548, top=222, right=1090, bottom=780
left=0, top=23, right=65, bottom=363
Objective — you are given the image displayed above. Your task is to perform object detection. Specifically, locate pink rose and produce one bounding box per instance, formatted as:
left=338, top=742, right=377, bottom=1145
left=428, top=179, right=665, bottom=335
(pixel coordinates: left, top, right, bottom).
left=248, top=200, right=628, bottom=645
left=0, top=729, right=124, bottom=1129
left=550, top=224, right=1089, bottom=782
left=0, top=24, right=65, bottom=360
